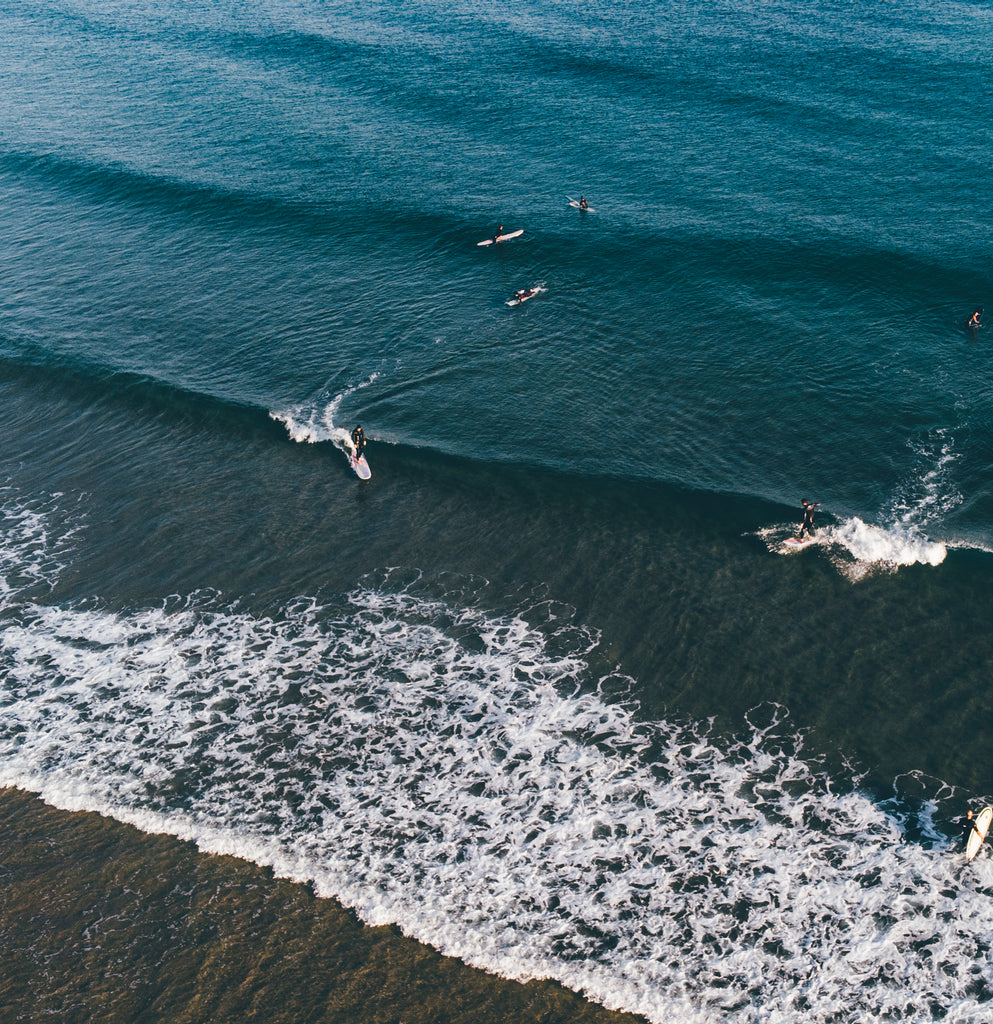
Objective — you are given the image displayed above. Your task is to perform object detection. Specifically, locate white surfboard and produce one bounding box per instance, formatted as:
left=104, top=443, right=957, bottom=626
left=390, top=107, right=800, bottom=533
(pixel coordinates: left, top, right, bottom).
left=784, top=535, right=815, bottom=548
left=966, top=806, right=992, bottom=861
left=478, top=228, right=524, bottom=247
left=567, top=198, right=595, bottom=212
left=506, top=286, right=545, bottom=307
left=344, top=437, right=371, bottom=480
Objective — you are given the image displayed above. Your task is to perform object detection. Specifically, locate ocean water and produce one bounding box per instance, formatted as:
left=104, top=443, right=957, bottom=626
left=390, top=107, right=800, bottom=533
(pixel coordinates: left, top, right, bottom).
left=3, top=1, right=993, bottom=1021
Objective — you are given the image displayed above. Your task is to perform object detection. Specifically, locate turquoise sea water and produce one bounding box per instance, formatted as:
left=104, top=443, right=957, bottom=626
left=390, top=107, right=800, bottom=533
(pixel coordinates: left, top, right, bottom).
left=3, top=2, right=993, bottom=1021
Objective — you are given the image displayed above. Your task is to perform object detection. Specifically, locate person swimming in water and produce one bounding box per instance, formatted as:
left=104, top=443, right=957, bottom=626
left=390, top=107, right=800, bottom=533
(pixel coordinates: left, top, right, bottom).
left=968, top=307, right=984, bottom=329
left=796, top=499, right=820, bottom=539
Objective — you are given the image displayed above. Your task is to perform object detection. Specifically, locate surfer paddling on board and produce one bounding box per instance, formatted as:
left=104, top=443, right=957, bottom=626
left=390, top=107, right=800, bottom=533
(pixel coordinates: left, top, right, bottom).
left=795, top=499, right=820, bottom=540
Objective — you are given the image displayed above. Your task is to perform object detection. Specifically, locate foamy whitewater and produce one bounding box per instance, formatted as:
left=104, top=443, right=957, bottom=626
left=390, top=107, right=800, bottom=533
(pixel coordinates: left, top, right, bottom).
left=757, top=429, right=957, bottom=580
left=273, top=373, right=382, bottom=451
left=6, top=1, right=993, bottom=1020
left=3, top=491, right=992, bottom=1024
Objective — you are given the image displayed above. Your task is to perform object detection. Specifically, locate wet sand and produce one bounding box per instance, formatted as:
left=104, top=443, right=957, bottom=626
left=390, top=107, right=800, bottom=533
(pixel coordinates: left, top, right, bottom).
left=0, top=788, right=649, bottom=1024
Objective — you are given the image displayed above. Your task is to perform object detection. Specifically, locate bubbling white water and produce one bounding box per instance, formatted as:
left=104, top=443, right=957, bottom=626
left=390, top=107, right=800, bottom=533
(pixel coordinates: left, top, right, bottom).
left=1, top=494, right=992, bottom=1024
left=764, top=429, right=962, bottom=579
left=762, top=518, right=947, bottom=581
left=271, top=373, right=379, bottom=454
left=884, top=428, right=963, bottom=532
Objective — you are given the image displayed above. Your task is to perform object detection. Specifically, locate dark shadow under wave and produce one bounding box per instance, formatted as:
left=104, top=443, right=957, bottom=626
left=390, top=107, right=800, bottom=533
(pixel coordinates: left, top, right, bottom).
left=0, top=148, right=343, bottom=239
left=0, top=346, right=286, bottom=445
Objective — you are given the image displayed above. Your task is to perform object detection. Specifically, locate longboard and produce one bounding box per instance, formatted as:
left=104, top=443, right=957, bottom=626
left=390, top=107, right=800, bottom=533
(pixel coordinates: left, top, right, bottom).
left=966, top=806, right=992, bottom=861
left=478, top=228, right=524, bottom=247
left=506, top=286, right=545, bottom=307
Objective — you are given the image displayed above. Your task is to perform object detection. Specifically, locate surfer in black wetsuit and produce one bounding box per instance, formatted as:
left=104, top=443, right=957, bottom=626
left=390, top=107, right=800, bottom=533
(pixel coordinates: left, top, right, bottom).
left=494, top=225, right=504, bottom=243
left=796, top=499, right=820, bottom=539
left=960, top=809, right=982, bottom=850
left=579, top=196, right=589, bottom=210
left=350, top=424, right=366, bottom=461
left=968, top=307, right=983, bottom=330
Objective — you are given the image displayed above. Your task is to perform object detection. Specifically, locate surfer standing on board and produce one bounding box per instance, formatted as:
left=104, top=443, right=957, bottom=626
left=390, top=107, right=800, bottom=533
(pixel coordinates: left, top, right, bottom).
left=796, top=499, right=820, bottom=540
left=350, top=424, right=366, bottom=462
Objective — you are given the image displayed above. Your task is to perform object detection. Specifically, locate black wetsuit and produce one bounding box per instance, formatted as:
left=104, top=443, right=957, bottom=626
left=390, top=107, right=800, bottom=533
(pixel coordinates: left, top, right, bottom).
left=961, top=813, right=981, bottom=850
left=798, top=503, right=819, bottom=538
left=351, top=426, right=366, bottom=459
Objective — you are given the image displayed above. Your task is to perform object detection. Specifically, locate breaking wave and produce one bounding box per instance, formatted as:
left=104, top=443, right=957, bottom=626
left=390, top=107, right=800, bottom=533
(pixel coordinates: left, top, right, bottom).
left=1, top=490, right=992, bottom=1024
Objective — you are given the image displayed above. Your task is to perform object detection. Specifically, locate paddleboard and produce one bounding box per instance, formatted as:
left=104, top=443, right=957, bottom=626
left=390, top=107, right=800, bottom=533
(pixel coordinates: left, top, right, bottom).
left=506, top=286, right=545, bottom=307
left=966, top=806, right=992, bottom=861
left=478, top=228, right=524, bottom=247
left=351, top=453, right=371, bottom=480
left=567, top=199, right=595, bottom=212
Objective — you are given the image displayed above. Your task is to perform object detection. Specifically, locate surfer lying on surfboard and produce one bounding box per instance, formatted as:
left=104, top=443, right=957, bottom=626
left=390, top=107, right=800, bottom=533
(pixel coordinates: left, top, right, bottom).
left=478, top=226, right=524, bottom=246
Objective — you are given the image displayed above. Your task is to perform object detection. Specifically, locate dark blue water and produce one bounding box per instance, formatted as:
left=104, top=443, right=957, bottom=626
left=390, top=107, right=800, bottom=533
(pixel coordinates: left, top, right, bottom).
left=3, top=3, right=993, bottom=1021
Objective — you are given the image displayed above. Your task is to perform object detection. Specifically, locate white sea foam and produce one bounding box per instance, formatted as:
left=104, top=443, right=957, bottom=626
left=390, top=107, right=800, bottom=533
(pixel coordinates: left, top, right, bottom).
left=0, top=488, right=82, bottom=598
left=762, top=519, right=947, bottom=580
left=823, top=517, right=947, bottom=580
left=2, top=494, right=992, bottom=1024
left=764, top=431, right=959, bottom=579
left=270, top=374, right=378, bottom=456
left=884, top=428, right=963, bottom=531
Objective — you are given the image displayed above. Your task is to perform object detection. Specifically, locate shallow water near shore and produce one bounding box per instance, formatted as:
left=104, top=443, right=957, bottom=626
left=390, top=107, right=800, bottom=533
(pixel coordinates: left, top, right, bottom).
left=3, top=2, right=993, bottom=1022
